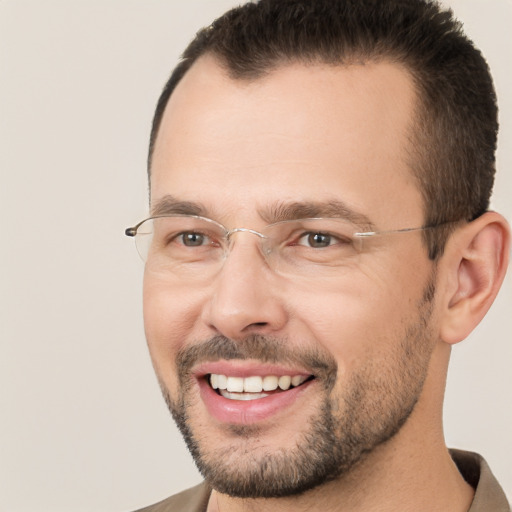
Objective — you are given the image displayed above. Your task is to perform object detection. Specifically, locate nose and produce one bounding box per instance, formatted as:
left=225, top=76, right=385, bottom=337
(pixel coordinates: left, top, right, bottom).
left=201, top=234, right=288, bottom=340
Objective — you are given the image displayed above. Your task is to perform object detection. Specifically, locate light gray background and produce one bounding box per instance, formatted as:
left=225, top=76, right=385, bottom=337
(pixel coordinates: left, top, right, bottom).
left=0, top=1, right=510, bottom=511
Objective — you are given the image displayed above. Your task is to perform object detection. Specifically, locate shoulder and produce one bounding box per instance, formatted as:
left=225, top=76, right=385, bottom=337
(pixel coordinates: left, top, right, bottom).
left=131, top=483, right=211, bottom=512
left=450, top=449, right=510, bottom=512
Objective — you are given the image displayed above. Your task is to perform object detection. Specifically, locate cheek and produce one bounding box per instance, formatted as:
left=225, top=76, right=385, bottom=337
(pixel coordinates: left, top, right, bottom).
left=288, top=253, right=430, bottom=371
left=142, top=272, right=206, bottom=377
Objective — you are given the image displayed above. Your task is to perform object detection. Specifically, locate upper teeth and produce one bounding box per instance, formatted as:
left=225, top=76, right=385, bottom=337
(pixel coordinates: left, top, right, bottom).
left=210, top=374, right=308, bottom=393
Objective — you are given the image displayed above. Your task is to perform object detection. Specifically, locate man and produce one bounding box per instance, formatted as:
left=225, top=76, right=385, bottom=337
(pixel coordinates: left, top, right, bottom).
left=126, top=0, right=511, bottom=510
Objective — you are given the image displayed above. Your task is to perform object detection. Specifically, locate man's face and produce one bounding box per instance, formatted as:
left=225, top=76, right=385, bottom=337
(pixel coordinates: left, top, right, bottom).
left=144, top=57, right=439, bottom=497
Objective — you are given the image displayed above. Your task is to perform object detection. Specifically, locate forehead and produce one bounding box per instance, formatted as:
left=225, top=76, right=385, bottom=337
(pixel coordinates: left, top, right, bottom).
left=150, top=56, right=423, bottom=227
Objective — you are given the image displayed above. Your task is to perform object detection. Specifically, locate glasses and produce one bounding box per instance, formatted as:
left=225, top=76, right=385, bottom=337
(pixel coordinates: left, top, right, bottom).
left=125, top=214, right=441, bottom=280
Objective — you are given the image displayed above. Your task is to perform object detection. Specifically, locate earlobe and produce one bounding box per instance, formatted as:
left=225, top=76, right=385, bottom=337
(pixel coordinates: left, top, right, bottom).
left=440, top=212, right=510, bottom=345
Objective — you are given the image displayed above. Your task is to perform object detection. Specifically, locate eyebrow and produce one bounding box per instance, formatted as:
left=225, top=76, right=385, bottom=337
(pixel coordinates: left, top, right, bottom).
left=151, top=195, right=208, bottom=217
left=151, top=195, right=375, bottom=231
left=260, top=200, right=376, bottom=231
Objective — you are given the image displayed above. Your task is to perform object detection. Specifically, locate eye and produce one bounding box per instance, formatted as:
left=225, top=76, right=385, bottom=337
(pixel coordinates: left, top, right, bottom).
left=297, top=232, right=340, bottom=248
left=178, top=231, right=210, bottom=247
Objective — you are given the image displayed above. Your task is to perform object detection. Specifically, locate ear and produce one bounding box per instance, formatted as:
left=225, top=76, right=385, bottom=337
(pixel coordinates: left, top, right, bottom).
left=439, top=212, right=510, bottom=345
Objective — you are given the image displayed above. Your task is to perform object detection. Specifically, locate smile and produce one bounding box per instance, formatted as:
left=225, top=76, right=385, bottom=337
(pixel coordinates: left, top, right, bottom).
left=209, top=374, right=311, bottom=400
left=194, top=361, right=317, bottom=424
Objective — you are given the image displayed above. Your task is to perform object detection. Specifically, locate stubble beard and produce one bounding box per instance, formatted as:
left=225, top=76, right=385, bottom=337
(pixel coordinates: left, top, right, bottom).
left=158, top=282, right=436, bottom=498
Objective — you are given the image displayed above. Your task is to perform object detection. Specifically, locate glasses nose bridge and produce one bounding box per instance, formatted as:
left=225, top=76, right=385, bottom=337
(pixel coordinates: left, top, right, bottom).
left=225, top=226, right=267, bottom=242
left=223, top=226, right=272, bottom=258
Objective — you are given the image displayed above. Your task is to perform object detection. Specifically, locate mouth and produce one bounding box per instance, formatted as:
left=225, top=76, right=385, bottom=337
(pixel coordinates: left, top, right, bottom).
left=193, top=363, right=317, bottom=425
left=208, top=373, right=314, bottom=401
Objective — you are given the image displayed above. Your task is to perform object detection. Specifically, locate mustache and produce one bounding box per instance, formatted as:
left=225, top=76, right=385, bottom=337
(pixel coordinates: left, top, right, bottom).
left=176, top=334, right=338, bottom=387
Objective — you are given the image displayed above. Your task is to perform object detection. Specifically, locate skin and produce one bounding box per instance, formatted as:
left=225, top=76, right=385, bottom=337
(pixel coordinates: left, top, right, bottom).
left=144, top=56, right=510, bottom=511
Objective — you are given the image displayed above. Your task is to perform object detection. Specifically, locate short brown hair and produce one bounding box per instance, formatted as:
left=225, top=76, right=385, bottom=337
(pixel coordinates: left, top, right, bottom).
left=148, top=0, right=498, bottom=259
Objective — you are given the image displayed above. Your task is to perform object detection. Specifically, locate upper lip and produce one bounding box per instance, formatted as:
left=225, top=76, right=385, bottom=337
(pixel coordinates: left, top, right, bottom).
left=192, top=360, right=313, bottom=379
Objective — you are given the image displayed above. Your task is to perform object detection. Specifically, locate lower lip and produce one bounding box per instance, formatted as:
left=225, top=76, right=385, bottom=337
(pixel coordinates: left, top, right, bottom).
left=198, top=378, right=313, bottom=425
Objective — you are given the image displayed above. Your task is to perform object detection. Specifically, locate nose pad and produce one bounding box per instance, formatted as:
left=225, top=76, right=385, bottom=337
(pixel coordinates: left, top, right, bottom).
left=225, top=228, right=277, bottom=271
left=201, top=234, right=288, bottom=339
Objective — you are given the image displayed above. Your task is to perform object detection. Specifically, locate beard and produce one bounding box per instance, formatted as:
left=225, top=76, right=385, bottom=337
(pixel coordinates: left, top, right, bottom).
left=158, top=280, right=436, bottom=499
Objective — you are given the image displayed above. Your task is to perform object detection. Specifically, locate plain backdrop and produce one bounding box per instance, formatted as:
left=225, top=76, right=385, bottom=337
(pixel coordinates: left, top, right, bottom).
left=0, top=1, right=510, bottom=511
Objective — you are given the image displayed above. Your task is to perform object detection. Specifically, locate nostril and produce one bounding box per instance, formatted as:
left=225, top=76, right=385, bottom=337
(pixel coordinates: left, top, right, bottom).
left=242, top=321, right=269, bottom=332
